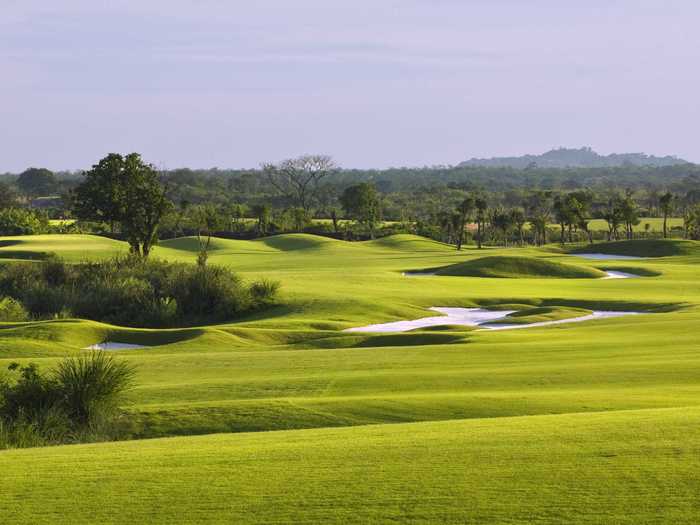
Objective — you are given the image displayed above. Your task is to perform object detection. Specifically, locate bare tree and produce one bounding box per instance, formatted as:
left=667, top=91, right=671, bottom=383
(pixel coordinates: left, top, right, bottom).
left=262, top=155, right=338, bottom=211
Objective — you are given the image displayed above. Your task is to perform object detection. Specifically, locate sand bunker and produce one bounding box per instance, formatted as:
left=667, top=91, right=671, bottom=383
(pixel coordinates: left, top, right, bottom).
left=575, top=253, right=647, bottom=260
left=344, top=307, right=640, bottom=333
left=603, top=270, right=639, bottom=279
left=84, top=342, right=146, bottom=351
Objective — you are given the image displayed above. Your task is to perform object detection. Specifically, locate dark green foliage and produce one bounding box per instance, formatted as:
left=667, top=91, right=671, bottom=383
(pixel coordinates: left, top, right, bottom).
left=16, top=168, right=57, bottom=197
left=0, top=256, right=279, bottom=327
left=0, top=353, right=136, bottom=449
left=340, top=183, right=381, bottom=238
left=72, top=153, right=173, bottom=257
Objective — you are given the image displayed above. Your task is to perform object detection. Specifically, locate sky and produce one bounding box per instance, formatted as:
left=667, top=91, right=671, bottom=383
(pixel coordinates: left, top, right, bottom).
left=2, top=0, right=699, bottom=172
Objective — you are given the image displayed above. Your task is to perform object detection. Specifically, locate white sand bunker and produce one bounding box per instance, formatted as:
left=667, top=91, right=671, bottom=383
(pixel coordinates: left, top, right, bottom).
left=84, top=342, right=146, bottom=351
left=344, top=307, right=640, bottom=333
left=603, top=270, right=639, bottom=279
left=575, top=253, right=647, bottom=260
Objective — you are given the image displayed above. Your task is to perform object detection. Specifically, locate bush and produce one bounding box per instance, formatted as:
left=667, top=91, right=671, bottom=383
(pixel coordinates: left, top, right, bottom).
left=0, top=297, right=29, bottom=322
left=0, top=208, right=49, bottom=235
left=0, top=256, right=280, bottom=327
left=250, top=279, right=280, bottom=304
left=0, top=353, right=136, bottom=449
left=53, top=351, right=136, bottom=427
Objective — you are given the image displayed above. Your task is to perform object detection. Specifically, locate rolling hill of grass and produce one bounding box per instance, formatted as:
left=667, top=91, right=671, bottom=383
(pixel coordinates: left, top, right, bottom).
left=571, top=239, right=700, bottom=257
left=430, top=255, right=606, bottom=279
left=1, top=408, right=698, bottom=524
left=1, top=233, right=699, bottom=523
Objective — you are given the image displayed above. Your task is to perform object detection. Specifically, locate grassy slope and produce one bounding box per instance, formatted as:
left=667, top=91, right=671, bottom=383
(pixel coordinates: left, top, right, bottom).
left=1, top=233, right=700, bottom=523
left=486, top=305, right=593, bottom=324
left=2, top=408, right=698, bottom=524
left=432, top=255, right=606, bottom=278
left=571, top=238, right=700, bottom=257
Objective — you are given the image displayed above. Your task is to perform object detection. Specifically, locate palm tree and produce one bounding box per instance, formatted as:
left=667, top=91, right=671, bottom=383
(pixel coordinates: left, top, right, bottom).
left=659, top=192, right=675, bottom=239
left=455, top=196, right=475, bottom=250
left=474, top=197, right=488, bottom=249
left=510, top=208, right=526, bottom=246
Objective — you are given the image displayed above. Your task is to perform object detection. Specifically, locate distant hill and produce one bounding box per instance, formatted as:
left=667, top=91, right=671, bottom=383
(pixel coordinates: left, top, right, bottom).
left=459, top=147, right=689, bottom=169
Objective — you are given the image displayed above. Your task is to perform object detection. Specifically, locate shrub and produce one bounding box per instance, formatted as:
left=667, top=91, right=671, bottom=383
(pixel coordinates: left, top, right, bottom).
left=0, top=353, right=136, bottom=449
left=0, top=256, right=279, bottom=327
left=170, top=264, right=252, bottom=323
left=250, top=279, right=280, bottom=304
left=0, top=208, right=49, bottom=236
left=0, top=297, right=29, bottom=322
left=53, top=351, right=136, bottom=427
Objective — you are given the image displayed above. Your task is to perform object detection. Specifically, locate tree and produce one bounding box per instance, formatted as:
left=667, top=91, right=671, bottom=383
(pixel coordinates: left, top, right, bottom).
left=262, top=155, right=338, bottom=211
left=251, top=204, right=271, bottom=236
left=619, top=194, right=640, bottom=240
left=510, top=207, right=526, bottom=245
left=340, top=183, right=381, bottom=239
left=553, top=195, right=572, bottom=244
left=17, top=168, right=57, bottom=197
left=0, top=182, right=17, bottom=209
left=491, top=209, right=514, bottom=246
left=73, top=153, right=172, bottom=257
left=455, top=196, right=475, bottom=250
left=0, top=208, right=48, bottom=235
left=659, top=192, right=675, bottom=239
left=526, top=191, right=552, bottom=246
left=601, top=196, right=625, bottom=241
left=474, top=196, right=488, bottom=249
left=190, top=204, right=226, bottom=266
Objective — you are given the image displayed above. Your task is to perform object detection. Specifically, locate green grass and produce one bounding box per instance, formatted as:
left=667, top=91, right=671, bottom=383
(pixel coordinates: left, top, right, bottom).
left=1, top=233, right=700, bottom=523
left=571, top=239, right=700, bottom=257
left=486, top=305, right=593, bottom=325
left=1, top=407, right=698, bottom=524
left=431, top=255, right=607, bottom=279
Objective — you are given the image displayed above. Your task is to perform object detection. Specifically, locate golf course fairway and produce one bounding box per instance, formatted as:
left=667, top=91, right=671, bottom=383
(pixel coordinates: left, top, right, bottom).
left=1, top=233, right=699, bottom=524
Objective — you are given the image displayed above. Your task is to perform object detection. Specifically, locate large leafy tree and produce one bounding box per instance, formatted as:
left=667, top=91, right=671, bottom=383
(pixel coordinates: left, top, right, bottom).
left=17, top=168, right=57, bottom=197
left=340, top=183, right=381, bottom=239
left=72, top=153, right=172, bottom=257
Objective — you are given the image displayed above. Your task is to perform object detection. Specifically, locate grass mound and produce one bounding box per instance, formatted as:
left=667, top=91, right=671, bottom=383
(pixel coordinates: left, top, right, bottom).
left=487, top=306, right=592, bottom=325
left=0, top=235, right=124, bottom=262
left=597, top=266, right=662, bottom=277
left=572, top=239, right=700, bottom=257
left=432, top=256, right=606, bottom=279
left=366, top=234, right=452, bottom=252
left=256, top=234, right=340, bottom=251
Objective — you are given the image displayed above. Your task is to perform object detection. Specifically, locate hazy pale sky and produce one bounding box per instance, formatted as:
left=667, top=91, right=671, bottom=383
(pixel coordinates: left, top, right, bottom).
left=2, top=0, right=699, bottom=171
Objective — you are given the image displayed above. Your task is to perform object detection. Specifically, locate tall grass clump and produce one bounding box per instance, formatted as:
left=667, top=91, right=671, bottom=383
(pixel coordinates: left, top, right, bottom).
left=0, top=352, right=136, bottom=449
left=0, top=255, right=280, bottom=327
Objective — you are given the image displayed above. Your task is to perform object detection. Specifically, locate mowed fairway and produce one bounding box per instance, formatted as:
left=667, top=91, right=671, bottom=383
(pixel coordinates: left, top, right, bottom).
left=1, top=233, right=700, bottom=523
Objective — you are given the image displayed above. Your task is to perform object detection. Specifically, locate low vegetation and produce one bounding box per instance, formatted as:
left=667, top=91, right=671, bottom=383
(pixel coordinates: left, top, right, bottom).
left=0, top=352, right=135, bottom=449
left=0, top=256, right=279, bottom=327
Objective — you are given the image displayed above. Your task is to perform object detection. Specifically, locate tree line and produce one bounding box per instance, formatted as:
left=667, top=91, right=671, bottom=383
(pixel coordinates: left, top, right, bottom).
left=3, top=153, right=700, bottom=247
